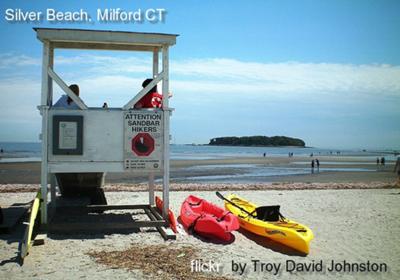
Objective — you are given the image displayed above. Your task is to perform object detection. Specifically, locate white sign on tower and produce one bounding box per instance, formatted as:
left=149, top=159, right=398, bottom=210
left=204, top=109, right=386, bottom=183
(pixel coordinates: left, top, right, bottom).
left=124, top=110, right=163, bottom=171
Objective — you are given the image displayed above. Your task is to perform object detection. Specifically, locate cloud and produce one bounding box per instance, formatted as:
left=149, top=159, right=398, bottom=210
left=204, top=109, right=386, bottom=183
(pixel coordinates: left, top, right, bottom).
left=1, top=52, right=399, bottom=146
left=171, top=59, right=400, bottom=96
left=2, top=52, right=400, bottom=111
left=51, top=55, right=400, bottom=100
left=4, top=52, right=398, bottom=99
left=0, top=53, right=40, bottom=69
left=0, top=77, right=41, bottom=119
left=1, top=52, right=399, bottom=107
left=73, top=75, right=144, bottom=107
left=55, top=54, right=152, bottom=75
left=0, top=76, right=41, bottom=141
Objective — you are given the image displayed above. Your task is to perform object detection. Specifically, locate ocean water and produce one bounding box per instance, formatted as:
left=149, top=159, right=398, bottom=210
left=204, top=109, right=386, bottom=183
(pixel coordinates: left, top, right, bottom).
left=176, top=163, right=372, bottom=183
left=0, top=142, right=397, bottom=162
left=169, top=144, right=394, bottom=159
left=0, top=142, right=42, bottom=161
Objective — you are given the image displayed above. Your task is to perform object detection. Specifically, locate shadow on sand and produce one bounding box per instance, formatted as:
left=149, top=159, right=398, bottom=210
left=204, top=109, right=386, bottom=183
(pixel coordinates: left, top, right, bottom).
left=191, top=232, right=236, bottom=245
left=47, top=211, right=143, bottom=240
left=0, top=231, right=24, bottom=266
left=0, top=217, right=26, bottom=266
left=238, top=228, right=307, bottom=257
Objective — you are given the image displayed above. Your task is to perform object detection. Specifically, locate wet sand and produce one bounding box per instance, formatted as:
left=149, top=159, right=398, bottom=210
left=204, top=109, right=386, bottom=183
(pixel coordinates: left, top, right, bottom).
left=0, top=156, right=396, bottom=185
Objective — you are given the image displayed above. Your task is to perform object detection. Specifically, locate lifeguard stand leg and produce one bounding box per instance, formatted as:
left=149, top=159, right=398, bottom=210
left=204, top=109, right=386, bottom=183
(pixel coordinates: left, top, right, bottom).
left=39, top=41, right=53, bottom=225
left=148, top=48, right=159, bottom=206
left=162, top=45, right=170, bottom=221
left=149, top=173, right=155, bottom=205
left=39, top=107, right=48, bottom=225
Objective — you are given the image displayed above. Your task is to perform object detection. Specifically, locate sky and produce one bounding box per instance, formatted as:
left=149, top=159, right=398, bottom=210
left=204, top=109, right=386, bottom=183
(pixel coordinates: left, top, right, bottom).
left=0, top=0, right=399, bottom=149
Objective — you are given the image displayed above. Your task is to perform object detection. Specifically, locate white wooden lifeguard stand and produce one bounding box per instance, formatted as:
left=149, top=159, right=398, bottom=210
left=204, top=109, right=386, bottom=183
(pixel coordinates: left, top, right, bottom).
left=35, top=28, right=177, bottom=239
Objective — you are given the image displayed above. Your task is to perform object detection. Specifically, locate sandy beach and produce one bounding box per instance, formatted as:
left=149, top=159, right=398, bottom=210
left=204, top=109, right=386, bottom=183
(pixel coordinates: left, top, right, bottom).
left=1, top=155, right=399, bottom=279
left=1, top=189, right=399, bottom=279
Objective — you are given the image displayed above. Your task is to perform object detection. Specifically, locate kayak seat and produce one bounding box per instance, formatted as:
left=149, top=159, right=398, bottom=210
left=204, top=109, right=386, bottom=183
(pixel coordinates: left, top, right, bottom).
left=188, top=199, right=203, bottom=207
left=216, top=211, right=231, bottom=222
left=253, top=205, right=283, bottom=222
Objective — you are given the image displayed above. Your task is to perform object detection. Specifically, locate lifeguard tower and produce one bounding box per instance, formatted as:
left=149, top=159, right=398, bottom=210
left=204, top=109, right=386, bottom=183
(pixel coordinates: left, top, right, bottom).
left=35, top=28, right=177, bottom=239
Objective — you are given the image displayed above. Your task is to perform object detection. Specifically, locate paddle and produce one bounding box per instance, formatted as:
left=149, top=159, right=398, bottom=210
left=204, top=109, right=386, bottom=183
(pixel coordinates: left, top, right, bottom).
left=215, top=191, right=256, bottom=218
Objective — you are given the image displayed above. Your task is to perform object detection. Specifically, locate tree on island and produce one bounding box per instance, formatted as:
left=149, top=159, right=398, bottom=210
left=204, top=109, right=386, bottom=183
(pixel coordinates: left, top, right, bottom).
left=209, top=136, right=305, bottom=147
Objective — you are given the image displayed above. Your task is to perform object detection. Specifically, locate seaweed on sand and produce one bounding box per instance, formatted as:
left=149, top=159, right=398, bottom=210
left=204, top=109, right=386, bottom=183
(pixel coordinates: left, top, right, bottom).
left=88, top=243, right=232, bottom=280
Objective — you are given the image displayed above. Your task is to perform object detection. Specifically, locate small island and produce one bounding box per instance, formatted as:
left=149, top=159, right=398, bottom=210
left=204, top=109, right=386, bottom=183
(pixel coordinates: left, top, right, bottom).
left=209, top=136, right=305, bottom=147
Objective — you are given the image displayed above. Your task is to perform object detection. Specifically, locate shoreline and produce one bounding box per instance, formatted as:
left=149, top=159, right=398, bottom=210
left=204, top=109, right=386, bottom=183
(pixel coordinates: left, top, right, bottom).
left=0, top=155, right=397, bottom=185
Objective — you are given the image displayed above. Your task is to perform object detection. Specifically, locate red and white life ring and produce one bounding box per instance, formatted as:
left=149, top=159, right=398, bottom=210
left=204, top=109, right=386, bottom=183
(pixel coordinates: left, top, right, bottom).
left=151, top=96, right=162, bottom=108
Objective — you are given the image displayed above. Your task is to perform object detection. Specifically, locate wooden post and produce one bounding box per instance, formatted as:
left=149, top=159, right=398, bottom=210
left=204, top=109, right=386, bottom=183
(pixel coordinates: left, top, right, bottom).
left=40, top=42, right=51, bottom=224
left=153, top=47, right=159, bottom=78
left=148, top=48, right=159, bottom=206
left=162, top=45, right=170, bottom=221
left=41, top=42, right=50, bottom=107
left=48, top=45, right=54, bottom=106
left=48, top=44, right=55, bottom=213
left=148, top=174, right=155, bottom=206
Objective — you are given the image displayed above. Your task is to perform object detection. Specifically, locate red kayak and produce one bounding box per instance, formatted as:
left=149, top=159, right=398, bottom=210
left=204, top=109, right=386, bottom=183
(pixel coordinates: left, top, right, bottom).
left=155, top=196, right=177, bottom=233
left=180, top=195, right=239, bottom=241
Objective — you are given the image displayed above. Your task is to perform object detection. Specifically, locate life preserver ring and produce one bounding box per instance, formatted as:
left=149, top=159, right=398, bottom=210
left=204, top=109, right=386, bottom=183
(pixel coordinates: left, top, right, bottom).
left=151, top=96, right=162, bottom=108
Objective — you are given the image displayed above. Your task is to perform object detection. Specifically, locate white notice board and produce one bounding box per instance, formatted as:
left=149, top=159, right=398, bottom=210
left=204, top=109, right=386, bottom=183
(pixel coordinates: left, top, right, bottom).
left=124, top=110, right=163, bottom=171
left=59, top=121, right=78, bottom=149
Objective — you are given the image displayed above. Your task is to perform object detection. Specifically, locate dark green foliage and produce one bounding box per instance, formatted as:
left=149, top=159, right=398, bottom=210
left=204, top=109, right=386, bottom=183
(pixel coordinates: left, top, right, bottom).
left=209, top=136, right=305, bottom=147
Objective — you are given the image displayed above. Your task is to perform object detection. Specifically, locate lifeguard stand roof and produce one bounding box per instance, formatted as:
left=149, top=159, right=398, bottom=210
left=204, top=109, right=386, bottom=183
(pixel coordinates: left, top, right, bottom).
left=34, top=28, right=178, bottom=51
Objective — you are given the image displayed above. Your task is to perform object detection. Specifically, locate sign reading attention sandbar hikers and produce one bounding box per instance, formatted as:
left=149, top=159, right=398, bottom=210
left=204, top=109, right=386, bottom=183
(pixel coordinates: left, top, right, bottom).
left=124, top=111, right=163, bottom=171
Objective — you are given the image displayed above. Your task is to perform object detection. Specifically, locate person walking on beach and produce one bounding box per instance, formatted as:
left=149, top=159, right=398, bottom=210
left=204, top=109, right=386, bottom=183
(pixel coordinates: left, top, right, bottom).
left=311, top=160, right=315, bottom=173
left=381, top=157, right=385, bottom=166
left=376, top=157, right=380, bottom=165
left=316, top=159, right=320, bottom=172
left=394, top=157, right=400, bottom=186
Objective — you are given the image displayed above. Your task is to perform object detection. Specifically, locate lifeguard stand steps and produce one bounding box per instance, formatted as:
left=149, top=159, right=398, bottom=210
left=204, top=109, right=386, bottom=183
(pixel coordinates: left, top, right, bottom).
left=35, top=28, right=178, bottom=240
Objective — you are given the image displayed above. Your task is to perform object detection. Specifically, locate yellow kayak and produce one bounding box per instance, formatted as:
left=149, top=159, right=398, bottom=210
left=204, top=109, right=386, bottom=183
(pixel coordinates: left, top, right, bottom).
left=224, top=193, right=314, bottom=254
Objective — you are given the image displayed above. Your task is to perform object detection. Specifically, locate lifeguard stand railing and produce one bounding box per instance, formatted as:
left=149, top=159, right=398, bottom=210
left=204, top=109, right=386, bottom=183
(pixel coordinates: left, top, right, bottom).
left=35, top=28, right=177, bottom=239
